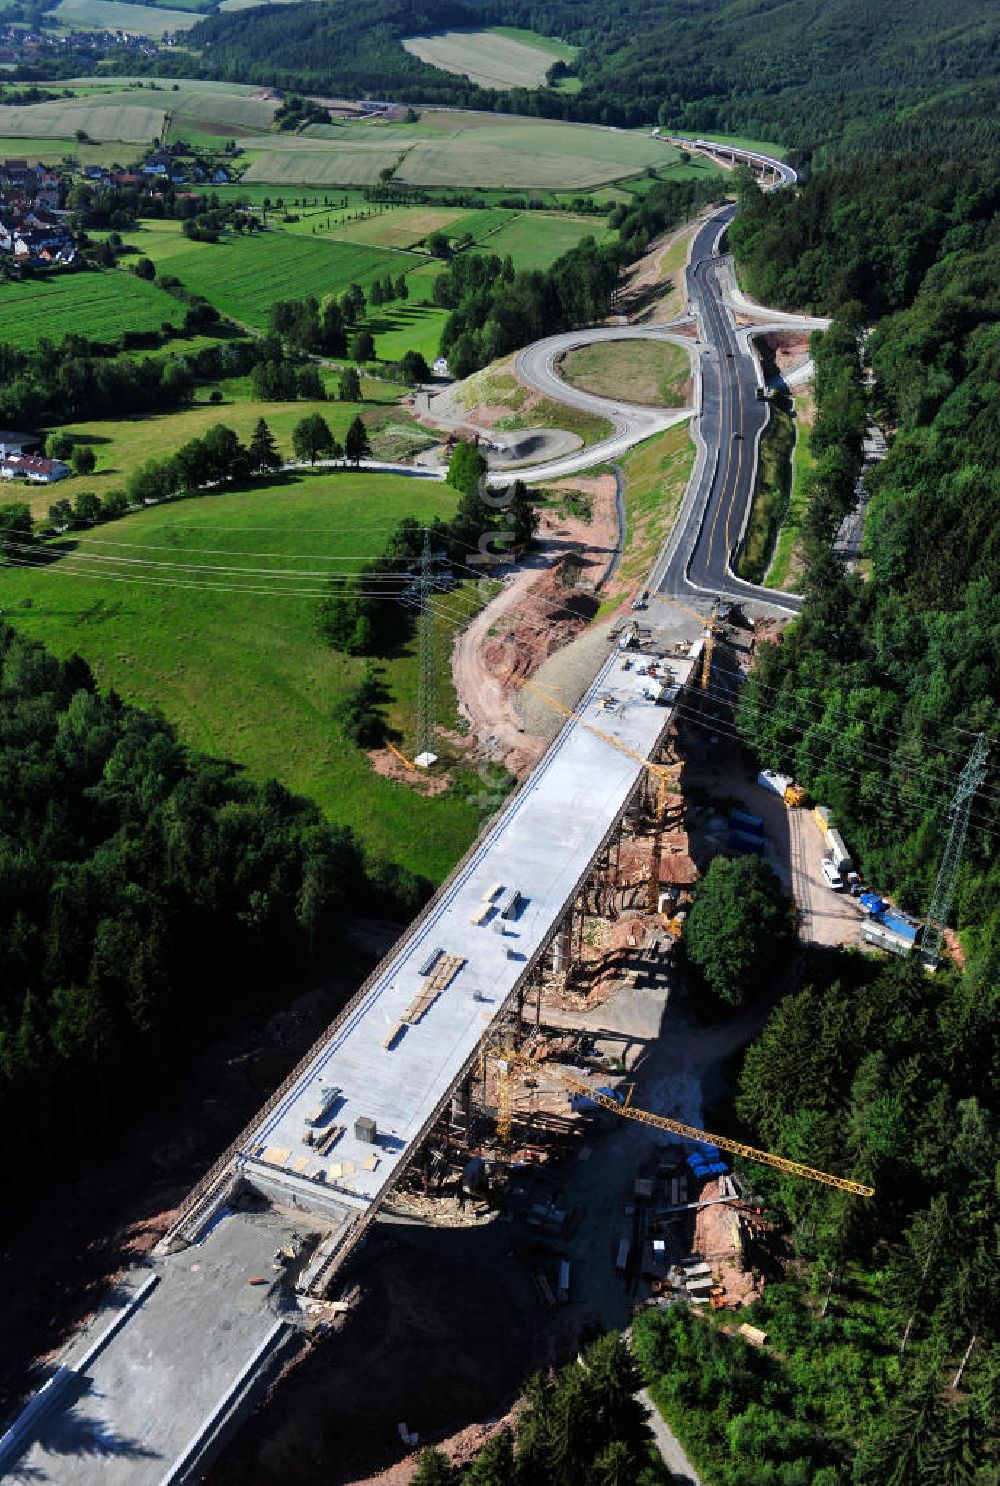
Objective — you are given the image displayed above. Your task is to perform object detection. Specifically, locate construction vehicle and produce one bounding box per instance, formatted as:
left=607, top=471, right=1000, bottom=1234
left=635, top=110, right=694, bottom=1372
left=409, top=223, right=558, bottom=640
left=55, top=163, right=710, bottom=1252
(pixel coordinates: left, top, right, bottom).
left=480, top=1042, right=874, bottom=1197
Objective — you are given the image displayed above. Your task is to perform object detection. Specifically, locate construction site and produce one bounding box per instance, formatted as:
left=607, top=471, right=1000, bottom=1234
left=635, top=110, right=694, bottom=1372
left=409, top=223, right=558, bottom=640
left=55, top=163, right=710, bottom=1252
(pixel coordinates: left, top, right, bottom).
left=0, top=600, right=886, bottom=1486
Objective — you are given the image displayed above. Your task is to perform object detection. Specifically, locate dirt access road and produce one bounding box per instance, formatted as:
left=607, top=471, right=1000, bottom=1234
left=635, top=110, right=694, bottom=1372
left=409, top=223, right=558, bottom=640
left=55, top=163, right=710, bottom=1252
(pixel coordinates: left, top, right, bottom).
left=684, top=743, right=861, bottom=949
left=451, top=473, right=619, bottom=772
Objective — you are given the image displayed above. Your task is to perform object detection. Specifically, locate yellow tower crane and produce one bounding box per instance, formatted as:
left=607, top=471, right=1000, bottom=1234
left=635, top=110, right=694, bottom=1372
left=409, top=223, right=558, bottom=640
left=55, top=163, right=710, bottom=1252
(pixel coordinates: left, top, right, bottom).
left=480, top=1043, right=874, bottom=1197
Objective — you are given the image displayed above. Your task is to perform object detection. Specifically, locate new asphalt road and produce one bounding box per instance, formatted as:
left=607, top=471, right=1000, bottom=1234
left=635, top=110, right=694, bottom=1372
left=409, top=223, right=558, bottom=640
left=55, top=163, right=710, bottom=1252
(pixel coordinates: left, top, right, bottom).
left=654, top=206, right=804, bottom=615
left=505, top=148, right=826, bottom=617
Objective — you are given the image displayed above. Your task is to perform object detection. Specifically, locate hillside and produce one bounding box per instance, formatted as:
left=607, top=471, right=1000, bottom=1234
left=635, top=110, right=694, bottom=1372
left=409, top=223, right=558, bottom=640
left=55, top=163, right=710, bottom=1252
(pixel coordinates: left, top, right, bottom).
left=169, top=0, right=1000, bottom=152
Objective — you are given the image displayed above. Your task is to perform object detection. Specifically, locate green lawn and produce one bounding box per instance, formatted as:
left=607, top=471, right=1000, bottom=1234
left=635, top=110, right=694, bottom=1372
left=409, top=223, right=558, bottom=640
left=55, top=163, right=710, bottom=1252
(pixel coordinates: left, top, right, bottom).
left=364, top=301, right=450, bottom=364
left=0, top=268, right=185, bottom=349
left=124, top=220, right=416, bottom=326
left=560, top=339, right=690, bottom=408
left=1, top=476, right=484, bottom=880
left=16, top=379, right=405, bottom=519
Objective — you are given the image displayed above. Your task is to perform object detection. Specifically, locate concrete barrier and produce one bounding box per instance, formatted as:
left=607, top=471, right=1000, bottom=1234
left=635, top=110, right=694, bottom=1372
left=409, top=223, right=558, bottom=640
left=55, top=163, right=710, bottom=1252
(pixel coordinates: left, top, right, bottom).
left=156, top=1320, right=297, bottom=1486
left=0, top=1272, right=160, bottom=1476
left=0, top=1366, right=76, bottom=1474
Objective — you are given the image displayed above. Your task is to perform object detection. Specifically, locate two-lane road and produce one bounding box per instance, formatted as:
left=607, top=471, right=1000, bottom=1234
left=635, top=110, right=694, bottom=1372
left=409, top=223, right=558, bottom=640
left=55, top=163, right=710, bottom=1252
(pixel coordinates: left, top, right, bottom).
left=655, top=206, right=804, bottom=614
left=506, top=148, right=821, bottom=617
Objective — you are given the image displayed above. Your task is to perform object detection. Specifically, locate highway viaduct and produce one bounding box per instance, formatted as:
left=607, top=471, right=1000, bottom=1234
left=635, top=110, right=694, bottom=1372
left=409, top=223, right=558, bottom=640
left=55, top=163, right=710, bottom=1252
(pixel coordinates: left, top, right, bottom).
left=1, top=143, right=803, bottom=1485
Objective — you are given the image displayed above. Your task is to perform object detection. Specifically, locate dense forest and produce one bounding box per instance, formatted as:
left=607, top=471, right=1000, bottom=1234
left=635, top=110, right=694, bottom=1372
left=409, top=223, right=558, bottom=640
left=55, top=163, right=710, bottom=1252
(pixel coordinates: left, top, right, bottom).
left=622, top=146, right=1000, bottom=1483
left=0, top=623, right=428, bottom=1191
left=730, top=159, right=1000, bottom=942
left=137, top=0, right=1000, bottom=156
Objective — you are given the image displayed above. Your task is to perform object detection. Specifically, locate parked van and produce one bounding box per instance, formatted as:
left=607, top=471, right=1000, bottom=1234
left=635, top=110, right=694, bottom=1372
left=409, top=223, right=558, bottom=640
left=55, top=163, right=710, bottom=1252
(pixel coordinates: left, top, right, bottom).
left=821, top=858, right=844, bottom=890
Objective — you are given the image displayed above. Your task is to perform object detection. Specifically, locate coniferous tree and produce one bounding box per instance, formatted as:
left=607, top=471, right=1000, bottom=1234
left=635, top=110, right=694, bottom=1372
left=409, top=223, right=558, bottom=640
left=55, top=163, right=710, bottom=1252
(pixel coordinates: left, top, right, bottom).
left=248, top=417, right=282, bottom=474
left=410, top=1446, right=453, bottom=1485
left=339, top=367, right=362, bottom=401
left=344, top=415, right=371, bottom=463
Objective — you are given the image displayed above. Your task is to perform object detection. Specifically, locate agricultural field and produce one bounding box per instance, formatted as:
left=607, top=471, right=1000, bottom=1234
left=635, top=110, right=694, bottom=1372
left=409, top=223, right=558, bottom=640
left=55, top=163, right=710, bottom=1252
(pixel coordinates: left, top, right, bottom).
left=0, top=477, right=482, bottom=881
left=162, top=85, right=278, bottom=136
left=397, top=120, right=673, bottom=190
left=307, top=203, right=586, bottom=263
left=315, top=205, right=469, bottom=249
left=559, top=339, right=691, bottom=408
left=218, top=0, right=315, bottom=9
left=475, top=211, right=612, bottom=270
left=237, top=113, right=676, bottom=190
left=240, top=140, right=407, bottom=187
left=49, top=0, right=201, bottom=32
left=124, top=220, right=414, bottom=326
left=0, top=269, right=185, bottom=349
left=0, top=96, right=165, bottom=143
left=401, top=26, right=571, bottom=90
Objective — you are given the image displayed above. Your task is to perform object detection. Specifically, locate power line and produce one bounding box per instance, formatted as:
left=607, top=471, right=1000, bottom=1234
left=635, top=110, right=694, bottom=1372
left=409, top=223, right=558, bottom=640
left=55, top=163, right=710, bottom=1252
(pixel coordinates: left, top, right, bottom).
left=419, top=570, right=1000, bottom=804
left=11, top=528, right=999, bottom=814
left=416, top=589, right=1000, bottom=830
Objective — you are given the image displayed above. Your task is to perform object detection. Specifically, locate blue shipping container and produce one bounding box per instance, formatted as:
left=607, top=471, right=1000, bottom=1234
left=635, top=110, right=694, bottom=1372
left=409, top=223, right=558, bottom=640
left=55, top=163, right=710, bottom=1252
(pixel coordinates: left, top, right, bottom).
left=727, top=830, right=765, bottom=857
left=875, top=909, right=921, bottom=944
left=729, top=809, right=765, bottom=836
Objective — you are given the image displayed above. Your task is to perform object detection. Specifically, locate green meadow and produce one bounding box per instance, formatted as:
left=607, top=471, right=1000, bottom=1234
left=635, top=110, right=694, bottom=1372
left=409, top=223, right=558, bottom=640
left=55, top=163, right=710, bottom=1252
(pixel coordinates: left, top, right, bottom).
left=1, top=476, right=485, bottom=881
left=0, top=269, right=185, bottom=348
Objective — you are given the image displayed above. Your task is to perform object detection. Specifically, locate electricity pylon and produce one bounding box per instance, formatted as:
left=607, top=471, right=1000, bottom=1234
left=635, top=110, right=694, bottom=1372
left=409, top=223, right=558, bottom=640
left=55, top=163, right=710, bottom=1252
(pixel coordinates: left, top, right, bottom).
left=922, top=734, right=989, bottom=964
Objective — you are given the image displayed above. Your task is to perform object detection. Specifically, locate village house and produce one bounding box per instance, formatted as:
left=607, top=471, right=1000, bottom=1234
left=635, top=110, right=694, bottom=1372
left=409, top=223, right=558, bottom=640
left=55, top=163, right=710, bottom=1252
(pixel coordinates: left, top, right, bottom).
left=0, top=454, right=71, bottom=484
left=0, top=430, right=42, bottom=460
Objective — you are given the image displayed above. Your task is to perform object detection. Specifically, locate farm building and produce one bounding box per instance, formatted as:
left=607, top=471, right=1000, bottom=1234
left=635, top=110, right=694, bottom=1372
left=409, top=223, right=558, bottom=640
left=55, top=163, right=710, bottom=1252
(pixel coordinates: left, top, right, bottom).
left=0, top=454, right=70, bottom=483
left=0, top=430, right=41, bottom=459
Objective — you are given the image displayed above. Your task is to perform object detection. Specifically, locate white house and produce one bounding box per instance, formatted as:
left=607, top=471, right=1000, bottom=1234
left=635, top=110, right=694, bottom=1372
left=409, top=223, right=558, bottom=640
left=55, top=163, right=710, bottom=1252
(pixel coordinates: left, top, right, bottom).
left=0, top=454, right=70, bottom=483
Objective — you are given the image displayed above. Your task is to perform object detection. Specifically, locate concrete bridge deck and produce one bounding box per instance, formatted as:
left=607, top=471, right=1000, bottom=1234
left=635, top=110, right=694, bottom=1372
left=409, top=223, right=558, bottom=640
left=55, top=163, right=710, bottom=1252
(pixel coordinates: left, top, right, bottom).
left=3, top=641, right=700, bottom=1486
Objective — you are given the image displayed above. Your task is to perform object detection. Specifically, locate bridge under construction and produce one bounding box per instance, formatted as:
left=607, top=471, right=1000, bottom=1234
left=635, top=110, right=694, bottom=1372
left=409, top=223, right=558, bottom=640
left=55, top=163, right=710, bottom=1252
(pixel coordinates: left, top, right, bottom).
left=2, top=637, right=703, bottom=1486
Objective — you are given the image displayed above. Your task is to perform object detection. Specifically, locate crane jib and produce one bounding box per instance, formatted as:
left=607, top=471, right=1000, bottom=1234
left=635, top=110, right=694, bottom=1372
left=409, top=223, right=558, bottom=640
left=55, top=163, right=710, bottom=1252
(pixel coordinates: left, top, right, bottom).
left=558, top=1074, right=874, bottom=1198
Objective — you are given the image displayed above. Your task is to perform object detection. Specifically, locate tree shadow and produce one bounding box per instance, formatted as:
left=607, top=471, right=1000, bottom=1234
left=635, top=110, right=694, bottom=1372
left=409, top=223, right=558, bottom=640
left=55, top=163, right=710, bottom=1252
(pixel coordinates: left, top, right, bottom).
left=35, top=1394, right=162, bottom=1461
left=4, top=1373, right=161, bottom=1478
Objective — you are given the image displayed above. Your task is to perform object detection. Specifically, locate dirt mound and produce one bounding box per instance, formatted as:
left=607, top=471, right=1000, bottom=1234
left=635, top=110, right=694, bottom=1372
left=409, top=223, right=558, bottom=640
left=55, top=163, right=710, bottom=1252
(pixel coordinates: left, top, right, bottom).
left=757, top=331, right=812, bottom=376
left=452, top=477, right=618, bottom=775
left=483, top=563, right=598, bottom=682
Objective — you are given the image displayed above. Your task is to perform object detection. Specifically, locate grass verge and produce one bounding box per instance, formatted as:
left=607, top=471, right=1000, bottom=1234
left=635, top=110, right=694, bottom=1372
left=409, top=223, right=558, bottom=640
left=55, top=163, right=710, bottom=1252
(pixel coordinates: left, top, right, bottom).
left=737, top=394, right=794, bottom=585
left=454, top=361, right=612, bottom=445
left=598, top=419, right=695, bottom=613
left=766, top=387, right=814, bottom=591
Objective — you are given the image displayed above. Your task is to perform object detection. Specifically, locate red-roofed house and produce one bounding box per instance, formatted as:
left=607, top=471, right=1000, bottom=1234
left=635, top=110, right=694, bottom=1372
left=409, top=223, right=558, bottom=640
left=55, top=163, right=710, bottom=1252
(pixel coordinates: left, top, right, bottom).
left=0, top=454, right=70, bottom=483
